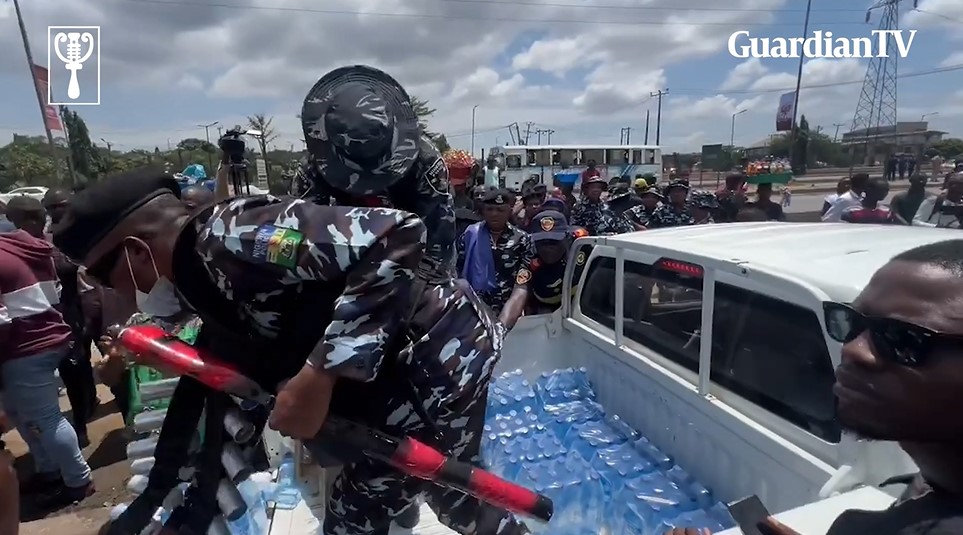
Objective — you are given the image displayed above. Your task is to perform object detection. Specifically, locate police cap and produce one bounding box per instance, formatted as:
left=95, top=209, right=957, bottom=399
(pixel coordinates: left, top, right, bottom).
left=481, top=187, right=515, bottom=206
left=52, top=167, right=180, bottom=265
left=527, top=210, right=569, bottom=242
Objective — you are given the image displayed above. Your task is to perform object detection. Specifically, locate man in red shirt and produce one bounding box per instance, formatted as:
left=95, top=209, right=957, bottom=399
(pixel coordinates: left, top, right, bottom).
left=841, top=177, right=896, bottom=225
left=0, top=203, right=93, bottom=505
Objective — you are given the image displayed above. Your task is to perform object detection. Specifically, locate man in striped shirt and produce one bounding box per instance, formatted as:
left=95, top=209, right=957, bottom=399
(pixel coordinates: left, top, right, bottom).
left=0, top=199, right=93, bottom=505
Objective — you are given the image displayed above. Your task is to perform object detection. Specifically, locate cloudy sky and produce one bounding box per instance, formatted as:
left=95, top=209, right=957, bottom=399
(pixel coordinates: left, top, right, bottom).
left=1, top=0, right=961, bottom=156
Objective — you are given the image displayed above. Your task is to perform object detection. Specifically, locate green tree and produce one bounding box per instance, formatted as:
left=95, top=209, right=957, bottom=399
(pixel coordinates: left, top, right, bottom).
left=433, top=134, right=451, bottom=153
left=0, top=142, right=59, bottom=189
left=61, top=107, right=101, bottom=181
left=791, top=115, right=810, bottom=174
left=931, top=138, right=963, bottom=160
left=411, top=96, right=453, bottom=152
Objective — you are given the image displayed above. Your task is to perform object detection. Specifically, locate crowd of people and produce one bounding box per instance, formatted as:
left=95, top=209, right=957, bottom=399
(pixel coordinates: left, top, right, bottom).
left=0, top=62, right=959, bottom=535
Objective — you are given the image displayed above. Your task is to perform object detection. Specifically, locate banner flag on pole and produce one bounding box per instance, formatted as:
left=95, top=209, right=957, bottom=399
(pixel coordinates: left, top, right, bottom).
left=31, top=64, right=63, bottom=132
left=775, top=91, right=795, bottom=132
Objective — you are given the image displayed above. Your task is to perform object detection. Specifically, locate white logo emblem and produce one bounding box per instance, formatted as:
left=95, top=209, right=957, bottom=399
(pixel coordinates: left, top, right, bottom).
left=47, top=26, right=100, bottom=105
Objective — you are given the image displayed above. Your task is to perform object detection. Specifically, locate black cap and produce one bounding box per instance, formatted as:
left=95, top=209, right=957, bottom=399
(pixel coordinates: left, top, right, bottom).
left=481, top=187, right=515, bottom=205
left=52, top=167, right=180, bottom=264
left=665, top=179, right=690, bottom=192
left=527, top=210, right=569, bottom=242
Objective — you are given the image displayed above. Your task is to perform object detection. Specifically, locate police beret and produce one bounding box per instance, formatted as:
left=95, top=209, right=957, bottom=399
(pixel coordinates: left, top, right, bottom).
left=482, top=187, right=515, bottom=205
left=53, top=167, right=180, bottom=263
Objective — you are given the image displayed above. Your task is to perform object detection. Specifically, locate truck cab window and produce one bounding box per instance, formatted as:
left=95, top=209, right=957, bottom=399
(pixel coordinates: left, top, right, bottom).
left=580, top=259, right=703, bottom=371
left=710, top=283, right=840, bottom=443
left=505, top=155, right=522, bottom=169
left=578, top=257, right=616, bottom=329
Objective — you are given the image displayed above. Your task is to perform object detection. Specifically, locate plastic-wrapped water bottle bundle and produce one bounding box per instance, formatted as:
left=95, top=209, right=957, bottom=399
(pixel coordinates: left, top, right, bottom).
left=482, top=367, right=737, bottom=535
left=124, top=400, right=280, bottom=534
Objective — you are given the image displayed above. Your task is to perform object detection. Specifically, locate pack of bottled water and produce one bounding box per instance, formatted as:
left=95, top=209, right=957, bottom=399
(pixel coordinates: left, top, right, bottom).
left=483, top=367, right=736, bottom=535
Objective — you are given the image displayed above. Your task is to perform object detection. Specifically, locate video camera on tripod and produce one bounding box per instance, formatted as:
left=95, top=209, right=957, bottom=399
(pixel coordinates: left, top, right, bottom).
left=217, top=127, right=260, bottom=196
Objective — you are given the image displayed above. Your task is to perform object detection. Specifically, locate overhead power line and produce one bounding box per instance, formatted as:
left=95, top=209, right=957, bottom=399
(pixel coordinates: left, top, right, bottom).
left=671, top=62, right=963, bottom=95
left=439, top=0, right=870, bottom=13
left=124, top=0, right=869, bottom=27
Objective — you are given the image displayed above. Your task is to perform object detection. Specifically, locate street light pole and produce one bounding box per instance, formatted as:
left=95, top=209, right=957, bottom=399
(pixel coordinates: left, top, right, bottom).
left=832, top=123, right=844, bottom=142
left=730, top=109, right=747, bottom=149
left=470, top=105, right=478, bottom=157
left=921, top=112, right=938, bottom=122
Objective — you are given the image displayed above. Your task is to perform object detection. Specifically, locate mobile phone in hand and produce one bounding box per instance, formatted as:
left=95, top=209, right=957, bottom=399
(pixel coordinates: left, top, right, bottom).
left=727, top=495, right=772, bottom=535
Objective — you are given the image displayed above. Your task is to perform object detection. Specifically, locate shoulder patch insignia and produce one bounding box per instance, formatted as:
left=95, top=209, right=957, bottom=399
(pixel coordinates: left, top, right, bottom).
left=424, top=157, right=450, bottom=194
left=515, top=268, right=532, bottom=285
left=540, top=216, right=555, bottom=232
left=575, top=251, right=587, bottom=265
left=252, top=224, right=304, bottom=269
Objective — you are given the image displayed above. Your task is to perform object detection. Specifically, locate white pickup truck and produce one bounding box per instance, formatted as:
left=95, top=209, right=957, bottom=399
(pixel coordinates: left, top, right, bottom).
left=272, top=222, right=961, bottom=535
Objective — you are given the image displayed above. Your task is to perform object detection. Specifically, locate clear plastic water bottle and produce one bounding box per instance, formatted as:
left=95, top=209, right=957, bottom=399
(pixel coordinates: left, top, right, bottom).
left=665, top=465, right=713, bottom=509
left=544, top=400, right=605, bottom=440
left=591, top=443, right=653, bottom=499
left=633, top=436, right=674, bottom=470
left=273, top=454, right=301, bottom=510
left=659, top=502, right=733, bottom=534
left=623, top=471, right=694, bottom=526
left=605, top=414, right=640, bottom=441
left=535, top=368, right=596, bottom=406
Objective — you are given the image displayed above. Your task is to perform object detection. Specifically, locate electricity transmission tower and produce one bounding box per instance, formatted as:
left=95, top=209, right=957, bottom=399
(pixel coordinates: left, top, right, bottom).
left=847, top=0, right=916, bottom=170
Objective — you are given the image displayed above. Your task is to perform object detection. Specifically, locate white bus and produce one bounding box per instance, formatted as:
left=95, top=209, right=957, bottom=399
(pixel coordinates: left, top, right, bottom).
left=486, top=144, right=663, bottom=191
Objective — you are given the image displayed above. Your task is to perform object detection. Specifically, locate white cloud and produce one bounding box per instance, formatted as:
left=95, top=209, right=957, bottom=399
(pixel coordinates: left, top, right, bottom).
left=720, top=58, right=768, bottom=90
left=449, top=68, right=526, bottom=103
left=904, top=0, right=963, bottom=38
left=941, top=51, right=963, bottom=67
left=0, top=0, right=959, bottom=157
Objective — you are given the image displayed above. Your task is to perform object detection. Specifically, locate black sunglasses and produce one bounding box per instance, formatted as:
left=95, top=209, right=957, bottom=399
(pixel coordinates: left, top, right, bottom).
left=823, top=302, right=963, bottom=367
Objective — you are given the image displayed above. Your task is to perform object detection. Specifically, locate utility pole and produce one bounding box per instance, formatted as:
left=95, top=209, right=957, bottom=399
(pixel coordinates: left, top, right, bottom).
left=524, top=122, right=534, bottom=145
left=545, top=129, right=554, bottom=144
left=470, top=105, right=478, bottom=157
left=650, top=89, right=669, bottom=145
left=197, top=121, right=219, bottom=172
left=14, top=0, right=65, bottom=182
left=536, top=129, right=543, bottom=144
left=644, top=110, right=650, bottom=145
left=788, top=0, right=813, bottom=173
left=832, top=123, right=845, bottom=142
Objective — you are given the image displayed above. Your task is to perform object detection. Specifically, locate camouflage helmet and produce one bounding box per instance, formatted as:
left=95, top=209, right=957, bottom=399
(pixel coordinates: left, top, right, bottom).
left=688, top=191, right=720, bottom=210
left=608, top=182, right=632, bottom=200
left=301, top=65, right=421, bottom=195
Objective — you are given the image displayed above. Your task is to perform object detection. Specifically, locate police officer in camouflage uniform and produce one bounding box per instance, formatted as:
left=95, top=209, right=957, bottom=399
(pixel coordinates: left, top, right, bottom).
left=456, top=188, right=535, bottom=330
left=687, top=191, right=720, bottom=224
left=298, top=65, right=457, bottom=279
left=646, top=180, right=696, bottom=228
left=571, top=175, right=635, bottom=235
left=53, top=169, right=533, bottom=535
left=524, top=211, right=588, bottom=314
left=623, top=186, right=663, bottom=230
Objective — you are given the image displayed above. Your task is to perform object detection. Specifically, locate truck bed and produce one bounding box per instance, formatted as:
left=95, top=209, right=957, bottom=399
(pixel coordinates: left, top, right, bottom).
left=271, top=313, right=898, bottom=534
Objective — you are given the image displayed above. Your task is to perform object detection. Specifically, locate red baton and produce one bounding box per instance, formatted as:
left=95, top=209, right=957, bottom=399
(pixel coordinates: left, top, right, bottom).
left=111, top=324, right=554, bottom=523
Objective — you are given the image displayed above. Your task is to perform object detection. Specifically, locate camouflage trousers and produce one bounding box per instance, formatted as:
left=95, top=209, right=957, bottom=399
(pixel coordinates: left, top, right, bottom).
left=322, top=395, right=531, bottom=535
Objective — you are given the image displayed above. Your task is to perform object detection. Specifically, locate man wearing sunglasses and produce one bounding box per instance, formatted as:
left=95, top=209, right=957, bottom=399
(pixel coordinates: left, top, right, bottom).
left=668, top=238, right=963, bottom=535
left=53, top=168, right=532, bottom=535
left=819, top=238, right=963, bottom=533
